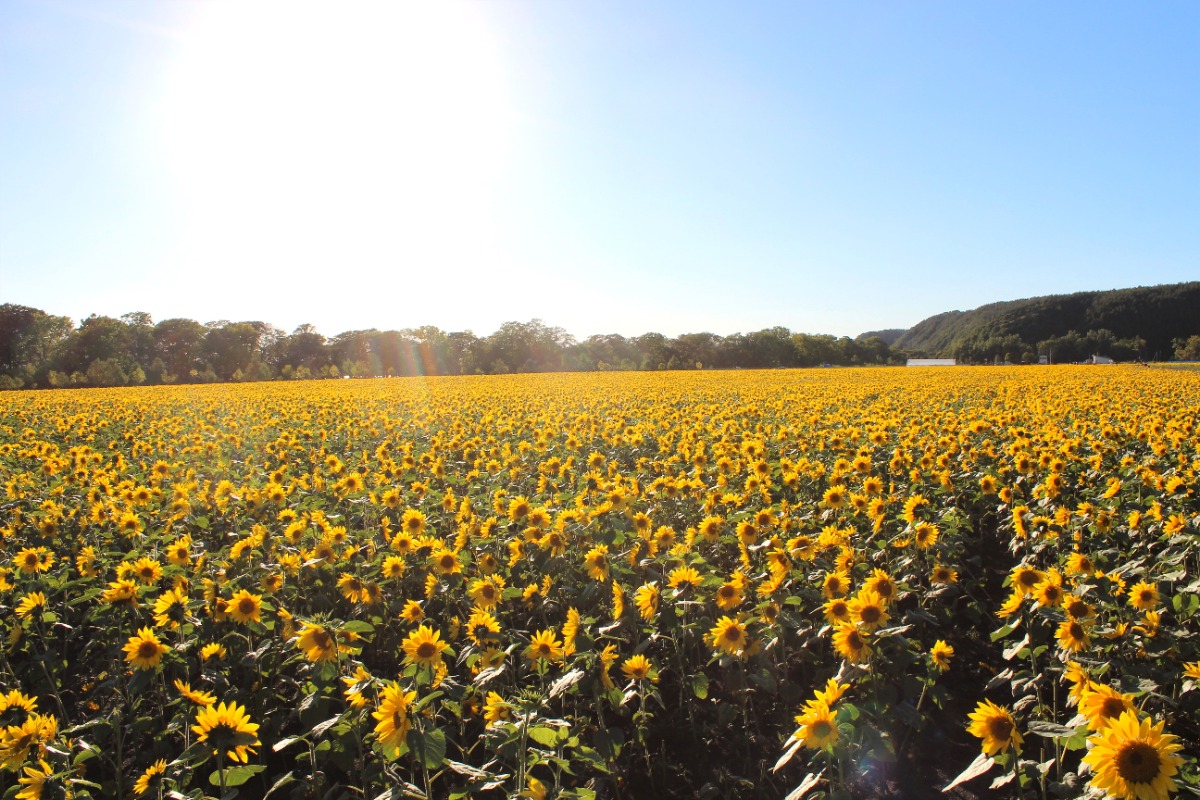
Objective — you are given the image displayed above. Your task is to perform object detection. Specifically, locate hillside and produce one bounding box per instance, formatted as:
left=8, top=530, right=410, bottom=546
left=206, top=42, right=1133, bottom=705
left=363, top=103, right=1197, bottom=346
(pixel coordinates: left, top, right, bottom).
left=894, top=282, right=1200, bottom=361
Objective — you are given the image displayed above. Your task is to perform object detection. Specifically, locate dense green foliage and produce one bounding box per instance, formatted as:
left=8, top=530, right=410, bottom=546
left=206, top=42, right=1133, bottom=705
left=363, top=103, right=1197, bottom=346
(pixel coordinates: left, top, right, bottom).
left=894, top=282, right=1200, bottom=363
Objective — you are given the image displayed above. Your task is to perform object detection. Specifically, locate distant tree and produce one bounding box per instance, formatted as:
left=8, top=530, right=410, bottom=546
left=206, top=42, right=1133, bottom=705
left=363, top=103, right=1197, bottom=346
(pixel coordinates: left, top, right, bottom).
left=1174, top=335, right=1200, bottom=361
left=86, top=358, right=128, bottom=387
left=154, top=318, right=206, bottom=381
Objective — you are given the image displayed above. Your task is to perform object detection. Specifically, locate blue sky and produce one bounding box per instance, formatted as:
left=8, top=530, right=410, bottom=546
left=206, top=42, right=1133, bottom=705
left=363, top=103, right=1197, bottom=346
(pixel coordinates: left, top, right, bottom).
left=2, top=0, right=1197, bottom=340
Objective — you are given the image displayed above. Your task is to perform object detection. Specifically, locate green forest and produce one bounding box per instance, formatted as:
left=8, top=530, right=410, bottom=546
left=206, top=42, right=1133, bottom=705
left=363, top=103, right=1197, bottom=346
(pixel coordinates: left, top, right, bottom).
left=2, top=281, right=1199, bottom=389
left=894, top=281, right=1200, bottom=363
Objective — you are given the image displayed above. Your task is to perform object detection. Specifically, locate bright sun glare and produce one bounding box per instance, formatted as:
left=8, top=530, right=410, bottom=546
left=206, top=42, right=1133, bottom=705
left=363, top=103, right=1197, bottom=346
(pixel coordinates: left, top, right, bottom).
left=158, top=0, right=515, bottom=328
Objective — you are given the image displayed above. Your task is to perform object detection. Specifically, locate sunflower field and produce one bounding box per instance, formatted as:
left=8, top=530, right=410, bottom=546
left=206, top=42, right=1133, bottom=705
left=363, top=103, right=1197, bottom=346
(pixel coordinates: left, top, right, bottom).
left=0, top=366, right=1197, bottom=800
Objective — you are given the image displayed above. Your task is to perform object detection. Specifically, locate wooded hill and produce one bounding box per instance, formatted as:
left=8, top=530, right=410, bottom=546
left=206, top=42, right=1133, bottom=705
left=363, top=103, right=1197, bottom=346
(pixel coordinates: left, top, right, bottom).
left=894, top=281, right=1200, bottom=362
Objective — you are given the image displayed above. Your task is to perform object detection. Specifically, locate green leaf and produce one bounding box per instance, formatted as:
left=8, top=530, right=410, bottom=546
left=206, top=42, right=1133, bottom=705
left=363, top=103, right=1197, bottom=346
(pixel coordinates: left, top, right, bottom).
left=407, top=727, right=446, bottom=770
left=691, top=673, right=709, bottom=700
left=343, top=620, right=375, bottom=635
left=210, top=764, right=265, bottom=787
left=528, top=726, right=559, bottom=747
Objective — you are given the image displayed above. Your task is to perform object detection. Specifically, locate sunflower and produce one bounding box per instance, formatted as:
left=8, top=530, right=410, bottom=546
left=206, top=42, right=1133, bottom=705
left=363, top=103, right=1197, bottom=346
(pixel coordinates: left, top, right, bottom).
left=402, top=625, right=448, bottom=668
left=822, top=486, right=846, bottom=509
left=475, top=690, right=509, bottom=727
left=296, top=621, right=339, bottom=663
left=708, top=616, right=749, bottom=657
left=400, top=508, right=426, bottom=537
left=15, top=547, right=53, bottom=575
left=124, top=627, right=168, bottom=671
left=634, top=583, right=660, bottom=621
left=1081, top=684, right=1136, bottom=731
left=174, top=679, right=217, bottom=707
left=526, top=629, right=564, bottom=664
left=930, top=640, right=955, bottom=672
left=792, top=701, right=839, bottom=749
left=831, top=623, right=872, bottom=664
left=1065, top=552, right=1096, bottom=577
left=1082, top=710, right=1184, bottom=800
left=507, top=495, right=532, bottom=523
left=822, top=570, right=850, bottom=599
left=863, top=568, right=896, bottom=605
left=1127, top=581, right=1159, bottom=611
left=668, top=565, right=703, bottom=591
left=931, top=564, right=958, bottom=584
left=583, top=545, right=610, bottom=581
left=912, top=522, right=939, bottom=549
left=849, top=589, right=890, bottom=633
left=1056, top=618, right=1091, bottom=653
left=430, top=548, right=462, bottom=576
left=714, top=581, right=744, bottom=611
left=0, top=713, right=57, bottom=771
left=823, top=597, right=852, bottom=625
left=133, top=759, right=166, bottom=796
left=16, top=759, right=53, bottom=800
left=227, top=589, right=263, bottom=624
left=336, top=573, right=367, bottom=603
left=15, top=592, right=46, bottom=620
left=967, top=699, right=1022, bottom=756
left=466, top=609, right=502, bottom=647
left=400, top=599, right=424, bottom=624
left=1034, top=576, right=1065, bottom=609
left=192, top=701, right=260, bottom=763
left=372, top=682, right=416, bottom=758
left=1010, top=565, right=1044, bottom=596
left=153, top=588, right=190, bottom=630
left=1063, top=594, right=1095, bottom=620
left=621, top=654, right=657, bottom=683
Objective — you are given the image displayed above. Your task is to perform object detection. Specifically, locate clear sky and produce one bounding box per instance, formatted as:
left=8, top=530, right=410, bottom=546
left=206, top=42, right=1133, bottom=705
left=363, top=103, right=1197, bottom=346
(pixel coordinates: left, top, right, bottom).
left=2, top=0, right=1197, bottom=341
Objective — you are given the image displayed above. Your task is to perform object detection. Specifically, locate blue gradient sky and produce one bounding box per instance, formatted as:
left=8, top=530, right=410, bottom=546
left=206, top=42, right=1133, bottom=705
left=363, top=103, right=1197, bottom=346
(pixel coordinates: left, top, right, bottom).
left=2, top=0, right=1197, bottom=339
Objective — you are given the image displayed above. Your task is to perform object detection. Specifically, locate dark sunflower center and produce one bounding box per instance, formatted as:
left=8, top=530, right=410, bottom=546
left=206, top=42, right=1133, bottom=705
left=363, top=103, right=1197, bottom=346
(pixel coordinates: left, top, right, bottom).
left=238, top=599, right=256, bottom=615
left=845, top=631, right=862, bottom=649
left=312, top=631, right=332, bottom=649
left=440, top=556, right=456, bottom=569
left=1068, top=623, right=1084, bottom=640
left=987, top=717, right=1013, bottom=741
left=1068, top=601, right=1087, bottom=617
left=137, top=641, right=160, bottom=659
left=1116, top=741, right=1161, bottom=784
left=1101, top=697, right=1127, bottom=718
left=811, top=720, right=833, bottom=738
left=1044, top=586, right=1061, bottom=602
left=860, top=606, right=881, bottom=624
left=724, top=626, right=743, bottom=642
left=416, top=642, right=437, bottom=659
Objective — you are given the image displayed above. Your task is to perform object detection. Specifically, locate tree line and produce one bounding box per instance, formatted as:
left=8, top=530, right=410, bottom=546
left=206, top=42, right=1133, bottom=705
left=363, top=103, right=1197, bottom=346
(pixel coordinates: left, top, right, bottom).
left=893, top=281, right=1200, bottom=363
left=0, top=305, right=905, bottom=389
